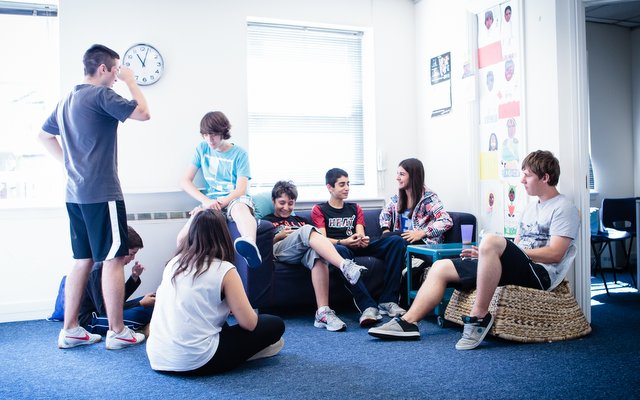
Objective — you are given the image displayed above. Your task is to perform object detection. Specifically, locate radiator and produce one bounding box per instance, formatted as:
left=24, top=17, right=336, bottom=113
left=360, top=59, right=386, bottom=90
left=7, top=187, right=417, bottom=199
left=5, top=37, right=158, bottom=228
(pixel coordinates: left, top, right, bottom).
left=127, top=211, right=190, bottom=298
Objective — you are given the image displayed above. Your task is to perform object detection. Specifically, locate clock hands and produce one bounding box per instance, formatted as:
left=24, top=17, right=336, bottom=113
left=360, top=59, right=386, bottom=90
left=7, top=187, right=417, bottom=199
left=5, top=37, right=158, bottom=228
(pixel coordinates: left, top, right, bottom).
left=124, top=44, right=162, bottom=85
left=136, top=53, right=145, bottom=68
left=142, top=47, right=150, bottom=67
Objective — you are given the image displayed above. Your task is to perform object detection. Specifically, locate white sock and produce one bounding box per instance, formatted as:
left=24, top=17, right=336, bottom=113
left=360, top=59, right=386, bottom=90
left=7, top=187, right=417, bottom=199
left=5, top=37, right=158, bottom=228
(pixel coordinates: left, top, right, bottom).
left=317, top=306, right=331, bottom=313
left=63, top=326, right=83, bottom=335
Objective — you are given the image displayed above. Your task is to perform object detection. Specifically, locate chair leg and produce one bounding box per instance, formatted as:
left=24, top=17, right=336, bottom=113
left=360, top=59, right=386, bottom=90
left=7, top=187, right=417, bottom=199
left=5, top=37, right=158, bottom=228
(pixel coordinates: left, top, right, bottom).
left=627, top=237, right=637, bottom=288
left=607, top=242, right=617, bottom=283
left=591, top=241, right=610, bottom=296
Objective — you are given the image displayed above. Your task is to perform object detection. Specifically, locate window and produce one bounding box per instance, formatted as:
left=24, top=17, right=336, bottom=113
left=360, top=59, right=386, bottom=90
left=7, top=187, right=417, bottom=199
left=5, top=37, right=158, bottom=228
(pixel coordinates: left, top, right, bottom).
left=247, top=21, right=368, bottom=192
left=0, top=2, right=61, bottom=207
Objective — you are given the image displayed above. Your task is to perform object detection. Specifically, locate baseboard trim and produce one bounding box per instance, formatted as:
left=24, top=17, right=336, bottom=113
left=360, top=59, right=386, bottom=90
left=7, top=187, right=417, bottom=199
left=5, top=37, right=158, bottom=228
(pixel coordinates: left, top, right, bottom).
left=0, top=301, right=51, bottom=323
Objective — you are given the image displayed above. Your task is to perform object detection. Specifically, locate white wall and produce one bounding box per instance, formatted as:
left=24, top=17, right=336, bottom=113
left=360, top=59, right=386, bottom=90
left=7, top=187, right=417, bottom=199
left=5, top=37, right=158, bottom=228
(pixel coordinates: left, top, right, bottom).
left=58, top=0, right=417, bottom=197
left=632, top=28, right=640, bottom=197
left=1, top=0, right=594, bottom=321
left=415, top=0, right=591, bottom=316
left=586, top=22, right=635, bottom=205
left=0, top=0, right=417, bottom=322
left=414, top=1, right=478, bottom=215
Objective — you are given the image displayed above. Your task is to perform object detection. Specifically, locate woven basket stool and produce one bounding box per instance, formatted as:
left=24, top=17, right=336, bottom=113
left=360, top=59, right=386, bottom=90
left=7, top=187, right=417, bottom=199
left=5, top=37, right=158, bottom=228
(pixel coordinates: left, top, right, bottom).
left=443, top=281, right=591, bottom=343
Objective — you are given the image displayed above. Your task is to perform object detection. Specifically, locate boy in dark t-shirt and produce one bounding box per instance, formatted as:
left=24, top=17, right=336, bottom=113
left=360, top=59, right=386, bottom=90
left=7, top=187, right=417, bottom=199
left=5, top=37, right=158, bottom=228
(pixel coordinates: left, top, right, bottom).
left=311, top=168, right=407, bottom=327
left=263, top=181, right=366, bottom=332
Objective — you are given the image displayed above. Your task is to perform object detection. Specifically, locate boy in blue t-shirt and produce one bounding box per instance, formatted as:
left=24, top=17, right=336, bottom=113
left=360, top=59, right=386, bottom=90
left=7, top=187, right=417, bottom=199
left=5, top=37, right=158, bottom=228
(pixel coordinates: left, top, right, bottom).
left=178, top=111, right=261, bottom=268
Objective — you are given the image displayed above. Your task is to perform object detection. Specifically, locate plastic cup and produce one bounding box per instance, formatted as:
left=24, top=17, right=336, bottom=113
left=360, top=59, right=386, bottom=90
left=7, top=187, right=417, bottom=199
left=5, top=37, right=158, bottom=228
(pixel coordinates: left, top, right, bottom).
left=461, top=224, right=473, bottom=245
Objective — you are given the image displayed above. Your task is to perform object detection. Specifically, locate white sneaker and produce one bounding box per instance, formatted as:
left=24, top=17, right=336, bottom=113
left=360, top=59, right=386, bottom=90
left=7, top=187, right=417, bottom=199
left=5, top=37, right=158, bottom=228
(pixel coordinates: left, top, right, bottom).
left=248, top=338, right=284, bottom=361
left=58, top=326, right=101, bottom=349
left=106, top=326, right=145, bottom=350
left=340, top=259, right=367, bottom=285
left=359, top=307, right=382, bottom=327
left=314, top=306, right=346, bottom=332
left=378, top=302, right=407, bottom=317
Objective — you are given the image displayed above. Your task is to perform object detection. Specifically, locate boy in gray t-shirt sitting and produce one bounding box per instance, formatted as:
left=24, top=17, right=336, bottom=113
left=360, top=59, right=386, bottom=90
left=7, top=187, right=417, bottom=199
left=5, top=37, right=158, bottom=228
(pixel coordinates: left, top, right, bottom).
left=368, top=150, right=580, bottom=350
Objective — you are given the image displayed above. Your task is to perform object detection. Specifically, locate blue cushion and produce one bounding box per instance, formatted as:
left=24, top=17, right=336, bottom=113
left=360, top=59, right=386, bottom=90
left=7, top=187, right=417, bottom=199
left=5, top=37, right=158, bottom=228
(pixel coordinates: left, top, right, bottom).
left=252, top=191, right=274, bottom=219
left=47, top=276, right=66, bottom=322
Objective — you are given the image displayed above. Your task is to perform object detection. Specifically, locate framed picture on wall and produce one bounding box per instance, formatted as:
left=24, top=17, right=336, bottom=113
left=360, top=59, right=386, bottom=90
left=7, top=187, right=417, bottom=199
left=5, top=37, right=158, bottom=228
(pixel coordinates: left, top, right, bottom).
left=430, top=51, right=452, bottom=117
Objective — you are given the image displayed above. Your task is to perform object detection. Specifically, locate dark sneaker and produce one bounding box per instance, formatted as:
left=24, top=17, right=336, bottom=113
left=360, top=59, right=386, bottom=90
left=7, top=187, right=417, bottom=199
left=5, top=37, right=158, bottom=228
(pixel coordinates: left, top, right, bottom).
left=234, top=237, right=262, bottom=268
left=368, top=317, right=420, bottom=340
left=359, top=307, right=382, bottom=327
left=58, top=326, right=101, bottom=349
left=455, top=312, right=494, bottom=350
left=378, top=302, right=406, bottom=317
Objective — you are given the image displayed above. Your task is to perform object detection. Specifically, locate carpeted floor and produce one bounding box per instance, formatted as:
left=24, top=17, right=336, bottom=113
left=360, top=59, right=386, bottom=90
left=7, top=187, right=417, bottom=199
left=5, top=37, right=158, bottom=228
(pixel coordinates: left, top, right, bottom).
left=0, top=275, right=638, bottom=400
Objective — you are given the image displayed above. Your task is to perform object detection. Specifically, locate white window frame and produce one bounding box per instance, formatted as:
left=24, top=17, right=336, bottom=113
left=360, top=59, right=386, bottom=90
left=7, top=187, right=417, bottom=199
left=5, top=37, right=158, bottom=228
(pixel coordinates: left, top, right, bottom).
left=246, top=18, right=377, bottom=201
left=0, top=1, right=61, bottom=209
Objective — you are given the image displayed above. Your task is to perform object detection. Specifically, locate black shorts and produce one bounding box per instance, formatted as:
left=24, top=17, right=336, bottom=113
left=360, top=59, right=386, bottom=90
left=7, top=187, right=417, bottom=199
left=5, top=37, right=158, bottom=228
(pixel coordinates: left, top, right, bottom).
left=451, top=239, right=551, bottom=291
left=66, top=200, right=128, bottom=261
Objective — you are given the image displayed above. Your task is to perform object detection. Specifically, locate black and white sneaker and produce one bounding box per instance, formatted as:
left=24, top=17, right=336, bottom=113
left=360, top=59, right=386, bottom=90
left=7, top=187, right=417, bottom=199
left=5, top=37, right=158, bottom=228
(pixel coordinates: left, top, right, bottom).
left=368, top=316, right=420, bottom=340
left=455, top=312, right=494, bottom=350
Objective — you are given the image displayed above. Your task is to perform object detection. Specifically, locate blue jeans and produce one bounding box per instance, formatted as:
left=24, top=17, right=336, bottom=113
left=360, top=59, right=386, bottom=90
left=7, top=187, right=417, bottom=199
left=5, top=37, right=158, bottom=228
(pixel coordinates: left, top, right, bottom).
left=85, top=296, right=154, bottom=335
left=335, top=235, right=406, bottom=311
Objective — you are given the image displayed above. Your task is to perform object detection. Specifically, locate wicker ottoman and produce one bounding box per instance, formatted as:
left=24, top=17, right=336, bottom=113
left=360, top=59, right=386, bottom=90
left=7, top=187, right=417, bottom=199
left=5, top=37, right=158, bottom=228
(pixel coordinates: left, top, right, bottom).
left=443, top=281, right=591, bottom=343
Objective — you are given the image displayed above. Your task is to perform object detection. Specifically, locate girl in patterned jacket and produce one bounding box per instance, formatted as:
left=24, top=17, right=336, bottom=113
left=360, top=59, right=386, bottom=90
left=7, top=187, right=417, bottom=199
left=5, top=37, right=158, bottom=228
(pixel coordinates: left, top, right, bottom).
left=379, top=158, right=453, bottom=244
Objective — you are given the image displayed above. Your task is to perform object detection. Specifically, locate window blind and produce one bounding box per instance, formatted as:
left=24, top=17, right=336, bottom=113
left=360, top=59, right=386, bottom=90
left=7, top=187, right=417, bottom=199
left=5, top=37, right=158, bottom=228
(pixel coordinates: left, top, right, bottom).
left=247, top=21, right=365, bottom=187
left=0, top=1, right=57, bottom=16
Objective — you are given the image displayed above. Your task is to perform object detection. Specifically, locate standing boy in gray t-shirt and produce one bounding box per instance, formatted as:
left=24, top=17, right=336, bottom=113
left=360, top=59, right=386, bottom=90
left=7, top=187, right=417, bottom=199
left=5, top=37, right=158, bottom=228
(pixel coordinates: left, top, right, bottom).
left=39, top=44, right=150, bottom=350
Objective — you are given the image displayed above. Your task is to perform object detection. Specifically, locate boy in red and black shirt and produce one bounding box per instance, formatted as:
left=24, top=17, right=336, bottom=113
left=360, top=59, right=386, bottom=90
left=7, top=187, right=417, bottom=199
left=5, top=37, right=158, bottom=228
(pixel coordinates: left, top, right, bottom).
left=312, top=168, right=407, bottom=327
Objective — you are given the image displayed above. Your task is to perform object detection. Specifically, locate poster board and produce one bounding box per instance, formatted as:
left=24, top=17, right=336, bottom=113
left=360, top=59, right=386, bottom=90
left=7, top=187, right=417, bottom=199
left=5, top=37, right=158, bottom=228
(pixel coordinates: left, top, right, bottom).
left=477, top=0, right=526, bottom=238
left=430, top=52, right=452, bottom=117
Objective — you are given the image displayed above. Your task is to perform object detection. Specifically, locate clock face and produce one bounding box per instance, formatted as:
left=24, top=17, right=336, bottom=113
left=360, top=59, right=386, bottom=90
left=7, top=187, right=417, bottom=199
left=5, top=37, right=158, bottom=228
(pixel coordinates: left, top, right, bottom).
left=123, top=44, right=164, bottom=86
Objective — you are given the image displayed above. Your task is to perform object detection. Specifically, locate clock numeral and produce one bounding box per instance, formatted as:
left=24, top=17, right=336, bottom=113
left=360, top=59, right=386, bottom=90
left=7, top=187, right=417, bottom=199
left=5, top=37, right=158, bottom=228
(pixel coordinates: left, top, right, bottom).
left=157, top=62, right=162, bottom=67
left=142, top=77, right=147, bottom=82
left=150, top=76, right=155, bottom=80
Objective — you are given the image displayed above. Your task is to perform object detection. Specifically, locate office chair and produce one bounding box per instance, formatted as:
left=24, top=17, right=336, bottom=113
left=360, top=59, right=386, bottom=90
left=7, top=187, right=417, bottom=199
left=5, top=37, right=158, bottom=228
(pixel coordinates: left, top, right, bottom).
left=591, top=197, right=637, bottom=294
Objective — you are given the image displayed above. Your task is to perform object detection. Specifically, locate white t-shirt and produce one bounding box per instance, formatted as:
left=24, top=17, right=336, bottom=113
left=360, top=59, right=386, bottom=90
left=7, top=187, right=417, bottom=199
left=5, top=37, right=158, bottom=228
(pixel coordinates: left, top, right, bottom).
left=146, top=256, right=235, bottom=371
left=517, top=194, right=580, bottom=290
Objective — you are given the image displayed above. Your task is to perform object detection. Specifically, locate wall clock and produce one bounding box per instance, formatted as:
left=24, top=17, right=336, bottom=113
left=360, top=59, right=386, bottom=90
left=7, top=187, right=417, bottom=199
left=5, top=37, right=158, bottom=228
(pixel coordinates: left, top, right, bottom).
left=123, top=43, right=164, bottom=86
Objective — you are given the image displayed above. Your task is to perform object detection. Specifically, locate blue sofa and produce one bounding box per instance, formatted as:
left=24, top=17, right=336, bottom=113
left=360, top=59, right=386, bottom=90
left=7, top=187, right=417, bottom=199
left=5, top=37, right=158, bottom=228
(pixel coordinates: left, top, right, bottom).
left=229, top=208, right=476, bottom=312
